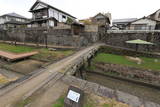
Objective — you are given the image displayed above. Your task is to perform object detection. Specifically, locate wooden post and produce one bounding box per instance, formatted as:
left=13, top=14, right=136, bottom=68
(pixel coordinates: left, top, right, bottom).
left=45, top=32, right=48, bottom=48
left=14, top=33, right=17, bottom=46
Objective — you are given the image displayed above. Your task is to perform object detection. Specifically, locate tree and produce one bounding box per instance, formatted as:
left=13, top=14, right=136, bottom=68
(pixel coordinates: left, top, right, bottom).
left=66, top=17, right=73, bottom=24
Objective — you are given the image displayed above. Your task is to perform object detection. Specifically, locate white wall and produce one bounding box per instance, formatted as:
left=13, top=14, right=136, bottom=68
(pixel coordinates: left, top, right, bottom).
left=48, top=8, right=74, bottom=23
left=49, top=20, right=54, bottom=27
left=53, top=10, right=59, bottom=20
left=131, top=18, right=157, bottom=30
left=155, top=10, right=160, bottom=21
left=0, top=17, right=5, bottom=24
left=132, top=18, right=156, bottom=26
left=33, top=2, right=75, bottom=23
left=49, top=8, right=54, bottom=17
left=0, top=16, right=27, bottom=25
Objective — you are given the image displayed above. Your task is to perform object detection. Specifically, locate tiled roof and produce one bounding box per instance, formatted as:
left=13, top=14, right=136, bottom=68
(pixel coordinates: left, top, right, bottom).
left=4, top=20, right=28, bottom=25
left=2, top=12, right=27, bottom=19
left=113, top=18, right=137, bottom=23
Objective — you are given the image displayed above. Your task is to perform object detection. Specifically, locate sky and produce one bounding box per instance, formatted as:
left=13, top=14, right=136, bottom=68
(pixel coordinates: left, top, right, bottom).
left=0, top=0, right=159, bottom=20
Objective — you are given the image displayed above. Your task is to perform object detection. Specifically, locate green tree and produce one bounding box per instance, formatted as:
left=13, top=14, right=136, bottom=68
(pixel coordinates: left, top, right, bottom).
left=66, top=17, right=73, bottom=24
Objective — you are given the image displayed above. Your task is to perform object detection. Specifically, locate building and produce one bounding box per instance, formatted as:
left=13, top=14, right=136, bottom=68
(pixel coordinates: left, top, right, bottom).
left=110, top=25, right=121, bottom=30
left=28, top=0, right=76, bottom=28
left=79, top=13, right=111, bottom=31
left=127, top=9, right=160, bottom=30
left=147, top=9, right=160, bottom=29
left=79, top=18, right=92, bottom=25
left=148, top=9, right=160, bottom=21
left=128, top=17, right=160, bottom=30
left=91, top=13, right=111, bottom=27
left=0, top=12, right=29, bottom=29
left=112, top=18, right=137, bottom=30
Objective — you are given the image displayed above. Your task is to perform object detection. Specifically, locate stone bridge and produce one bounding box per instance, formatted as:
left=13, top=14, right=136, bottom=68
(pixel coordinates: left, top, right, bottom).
left=0, top=43, right=103, bottom=107
left=0, top=43, right=159, bottom=107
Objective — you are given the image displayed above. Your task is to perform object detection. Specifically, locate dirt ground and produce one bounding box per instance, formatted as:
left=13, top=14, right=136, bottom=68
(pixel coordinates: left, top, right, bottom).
left=14, top=80, right=69, bottom=107
left=0, top=68, right=24, bottom=86
left=4, top=59, right=45, bottom=75
left=84, top=93, right=131, bottom=107
left=0, top=43, right=103, bottom=107
left=0, top=58, right=47, bottom=87
left=13, top=79, right=130, bottom=107
left=0, top=49, right=74, bottom=86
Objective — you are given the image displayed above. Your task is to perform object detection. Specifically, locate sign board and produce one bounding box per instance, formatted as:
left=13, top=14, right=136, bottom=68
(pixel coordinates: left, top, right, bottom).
left=64, top=86, right=84, bottom=107
left=67, top=90, right=80, bottom=103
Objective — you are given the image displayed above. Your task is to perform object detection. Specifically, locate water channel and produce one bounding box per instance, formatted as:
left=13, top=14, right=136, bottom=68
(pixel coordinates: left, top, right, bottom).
left=85, top=71, right=160, bottom=104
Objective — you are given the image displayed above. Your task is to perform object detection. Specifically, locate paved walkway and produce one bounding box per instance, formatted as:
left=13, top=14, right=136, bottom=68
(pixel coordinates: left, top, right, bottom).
left=0, top=51, right=38, bottom=61
left=0, top=43, right=103, bottom=107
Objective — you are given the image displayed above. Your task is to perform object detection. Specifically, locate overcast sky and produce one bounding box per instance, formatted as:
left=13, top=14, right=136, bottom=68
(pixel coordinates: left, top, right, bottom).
left=0, top=0, right=159, bottom=19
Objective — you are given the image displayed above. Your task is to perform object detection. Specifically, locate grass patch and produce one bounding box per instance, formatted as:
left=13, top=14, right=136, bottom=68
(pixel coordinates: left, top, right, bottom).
left=52, top=97, right=65, bottom=107
left=86, top=65, right=96, bottom=71
left=0, top=74, right=8, bottom=84
left=103, top=104, right=110, bottom=107
left=94, top=53, right=160, bottom=71
left=0, top=43, right=35, bottom=53
left=51, top=94, right=129, bottom=107
left=31, top=48, right=74, bottom=61
left=14, top=98, right=31, bottom=107
left=0, top=43, right=74, bottom=62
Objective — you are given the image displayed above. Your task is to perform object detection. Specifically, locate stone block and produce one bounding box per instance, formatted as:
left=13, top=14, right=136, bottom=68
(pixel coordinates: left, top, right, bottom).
left=97, top=86, right=116, bottom=99
left=116, top=90, right=143, bottom=107
left=62, top=75, right=87, bottom=89
left=83, top=81, right=99, bottom=93
left=144, top=101, right=160, bottom=107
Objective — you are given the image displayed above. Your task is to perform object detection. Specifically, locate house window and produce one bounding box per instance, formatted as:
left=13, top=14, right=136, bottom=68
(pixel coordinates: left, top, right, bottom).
left=62, top=15, right=66, bottom=19
left=158, top=13, right=160, bottom=18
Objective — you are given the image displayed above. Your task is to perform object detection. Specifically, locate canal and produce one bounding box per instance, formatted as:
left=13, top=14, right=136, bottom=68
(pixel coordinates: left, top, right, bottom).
left=85, top=71, right=160, bottom=104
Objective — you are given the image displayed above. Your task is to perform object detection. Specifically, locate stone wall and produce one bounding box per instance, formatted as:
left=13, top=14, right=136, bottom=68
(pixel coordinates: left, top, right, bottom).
left=99, top=45, right=160, bottom=58
left=62, top=75, right=160, bottom=107
left=95, top=62, right=160, bottom=85
left=84, top=25, right=99, bottom=32
left=105, top=30, right=160, bottom=51
left=0, top=28, right=100, bottom=47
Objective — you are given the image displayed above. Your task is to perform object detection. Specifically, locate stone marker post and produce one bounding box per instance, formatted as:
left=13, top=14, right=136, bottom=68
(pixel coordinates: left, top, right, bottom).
left=64, top=86, right=84, bottom=107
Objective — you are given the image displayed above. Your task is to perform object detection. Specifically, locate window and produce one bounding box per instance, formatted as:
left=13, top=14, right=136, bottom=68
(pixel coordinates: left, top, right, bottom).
left=158, top=13, right=160, bottom=18
left=62, top=15, right=66, bottom=19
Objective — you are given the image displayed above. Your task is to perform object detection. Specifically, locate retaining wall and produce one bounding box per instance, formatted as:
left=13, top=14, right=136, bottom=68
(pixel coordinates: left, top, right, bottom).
left=0, top=28, right=100, bottom=47
left=105, top=30, right=160, bottom=51
left=99, top=45, right=160, bottom=58
left=62, top=75, right=160, bottom=107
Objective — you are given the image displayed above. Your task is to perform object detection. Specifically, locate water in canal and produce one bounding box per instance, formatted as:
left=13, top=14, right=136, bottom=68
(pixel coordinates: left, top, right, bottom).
left=86, top=72, right=160, bottom=104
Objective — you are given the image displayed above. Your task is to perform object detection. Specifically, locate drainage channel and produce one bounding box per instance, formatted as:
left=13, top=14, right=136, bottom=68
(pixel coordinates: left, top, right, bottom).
left=85, top=71, right=160, bottom=104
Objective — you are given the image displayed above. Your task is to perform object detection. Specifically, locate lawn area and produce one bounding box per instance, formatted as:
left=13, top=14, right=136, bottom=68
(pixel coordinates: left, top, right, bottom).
left=31, top=48, right=73, bottom=61
left=52, top=96, right=64, bottom=107
left=93, top=53, right=160, bottom=71
left=52, top=94, right=130, bottom=107
left=0, top=43, right=74, bottom=62
left=0, top=43, right=35, bottom=53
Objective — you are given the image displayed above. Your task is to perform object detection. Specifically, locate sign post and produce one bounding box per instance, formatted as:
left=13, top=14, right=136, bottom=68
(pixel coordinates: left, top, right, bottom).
left=64, top=86, right=84, bottom=107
